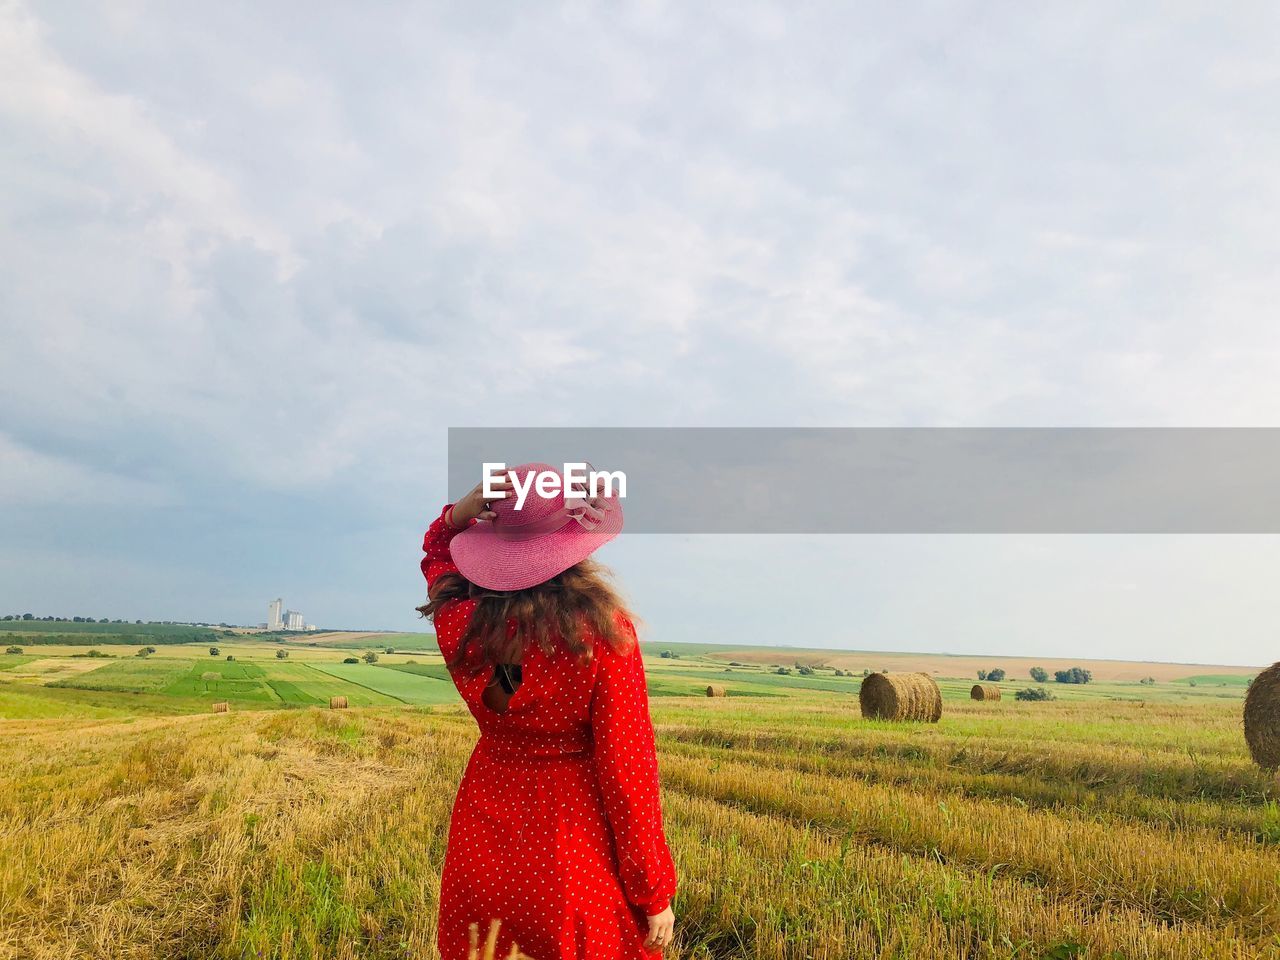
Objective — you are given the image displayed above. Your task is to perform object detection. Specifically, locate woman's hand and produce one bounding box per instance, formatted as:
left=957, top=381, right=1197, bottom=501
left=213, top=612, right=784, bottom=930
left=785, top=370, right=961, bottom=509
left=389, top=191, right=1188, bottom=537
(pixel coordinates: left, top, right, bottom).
left=644, top=907, right=674, bottom=951
left=448, top=474, right=513, bottom=528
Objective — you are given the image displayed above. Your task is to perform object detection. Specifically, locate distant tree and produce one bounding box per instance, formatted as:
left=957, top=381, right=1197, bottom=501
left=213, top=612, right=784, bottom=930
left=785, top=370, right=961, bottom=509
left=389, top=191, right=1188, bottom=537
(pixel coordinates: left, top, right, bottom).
left=1053, top=667, right=1092, bottom=684
left=135, top=648, right=151, bottom=658
left=775, top=666, right=791, bottom=675
left=275, top=649, right=289, bottom=659
left=797, top=665, right=815, bottom=676
left=1188, top=679, right=1197, bottom=687
left=22, top=613, right=33, bottom=620
left=5, top=645, right=21, bottom=655
left=833, top=668, right=846, bottom=677
left=363, top=651, right=379, bottom=664
left=1015, top=686, right=1056, bottom=702
left=226, top=655, right=235, bottom=661
left=73, top=616, right=84, bottom=623
left=1029, top=666, right=1049, bottom=683
left=660, top=650, right=674, bottom=659
left=729, top=661, right=744, bottom=666
left=977, top=669, right=988, bottom=681
left=343, top=657, right=359, bottom=664
left=385, top=647, right=395, bottom=655
left=862, top=668, right=871, bottom=677
left=135, top=620, right=143, bottom=625
left=1139, top=676, right=1156, bottom=685
left=209, top=647, right=220, bottom=657
left=144, top=645, right=157, bottom=653
left=987, top=668, right=1006, bottom=682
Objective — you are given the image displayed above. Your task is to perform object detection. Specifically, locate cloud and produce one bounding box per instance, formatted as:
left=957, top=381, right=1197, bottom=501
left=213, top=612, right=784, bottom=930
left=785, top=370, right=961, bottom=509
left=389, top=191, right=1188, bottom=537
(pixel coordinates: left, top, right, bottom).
left=0, top=432, right=174, bottom=506
left=2, top=0, right=1280, bottom=659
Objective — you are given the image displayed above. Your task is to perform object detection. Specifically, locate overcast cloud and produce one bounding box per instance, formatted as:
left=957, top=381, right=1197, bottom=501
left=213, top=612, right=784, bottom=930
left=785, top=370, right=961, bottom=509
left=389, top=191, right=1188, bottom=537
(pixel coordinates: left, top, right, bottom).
left=3, top=1, right=1279, bottom=664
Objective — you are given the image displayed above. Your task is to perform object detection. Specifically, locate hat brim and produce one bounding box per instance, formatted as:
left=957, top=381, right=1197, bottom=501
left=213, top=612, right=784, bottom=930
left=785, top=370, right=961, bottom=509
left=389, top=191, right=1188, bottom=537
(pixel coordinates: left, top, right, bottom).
left=450, top=498, right=624, bottom=591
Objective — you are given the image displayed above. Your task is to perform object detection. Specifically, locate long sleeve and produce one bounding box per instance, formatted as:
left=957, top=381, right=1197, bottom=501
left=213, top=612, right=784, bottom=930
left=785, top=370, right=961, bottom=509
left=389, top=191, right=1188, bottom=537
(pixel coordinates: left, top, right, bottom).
left=421, top=504, right=467, bottom=591
left=589, top=630, right=677, bottom=916
left=420, top=505, right=482, bottom=677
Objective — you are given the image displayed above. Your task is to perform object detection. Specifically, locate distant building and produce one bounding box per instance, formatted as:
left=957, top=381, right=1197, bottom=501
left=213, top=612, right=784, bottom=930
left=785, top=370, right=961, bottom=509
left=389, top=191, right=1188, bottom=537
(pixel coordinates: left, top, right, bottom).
left=285, top=610, right=304, bottom=631
left=305, top=624, right=317, bottom=632
left=268, top=598, right=283, bottom=631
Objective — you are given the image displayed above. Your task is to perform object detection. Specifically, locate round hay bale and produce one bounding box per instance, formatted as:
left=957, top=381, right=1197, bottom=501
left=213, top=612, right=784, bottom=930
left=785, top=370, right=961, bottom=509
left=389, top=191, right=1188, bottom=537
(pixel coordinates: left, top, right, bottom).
left=1244, top=661, right=1280, bottom=768
left=971, top=683, right=1001, bottom=701
left=860, top=671, right=942, bottom=722
left=212, top=701, right=229, bottom=713
left=329, top=695, right=349, bottom=710
left=706, top=685, right=727, bottom=697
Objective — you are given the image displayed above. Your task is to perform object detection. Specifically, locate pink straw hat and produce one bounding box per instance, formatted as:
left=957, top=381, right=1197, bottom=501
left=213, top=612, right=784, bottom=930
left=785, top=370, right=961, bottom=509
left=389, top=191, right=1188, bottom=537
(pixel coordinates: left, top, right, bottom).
left=450, top=462, right=625, bottom=591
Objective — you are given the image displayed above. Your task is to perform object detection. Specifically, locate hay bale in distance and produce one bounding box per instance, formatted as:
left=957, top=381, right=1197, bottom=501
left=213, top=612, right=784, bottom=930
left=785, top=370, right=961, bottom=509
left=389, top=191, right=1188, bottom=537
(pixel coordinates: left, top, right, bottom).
left=971, top=683, right=1001, bottom=701
left=329, top=695, right=349, bottom=710
left=706, top=685, right=727, bottom=697
left=860, top=671, right=942, bottom=722
left=212, top=701, right=229, bottom=713
left=1244, top=661, right=1280, bottom=768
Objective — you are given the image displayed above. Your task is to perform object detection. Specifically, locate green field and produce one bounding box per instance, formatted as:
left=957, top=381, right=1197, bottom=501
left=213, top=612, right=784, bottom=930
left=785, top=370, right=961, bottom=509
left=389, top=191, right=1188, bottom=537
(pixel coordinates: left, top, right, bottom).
left=259, top=661, right=404, bottom=707
left=1174, top=673, right=1255, bottom=687
left=2, top=642, right=1274, bottom=959
left=384, top=661, right=454, bottom=683
left=0, top=637, right=463, bottom=714
left=310, top=663, right=458, bottom=705
left=161, top=660, right=280, bottom=703
left=2, top=637, right=1272, bottom=958
left=52, top=657, right=194, bottom=693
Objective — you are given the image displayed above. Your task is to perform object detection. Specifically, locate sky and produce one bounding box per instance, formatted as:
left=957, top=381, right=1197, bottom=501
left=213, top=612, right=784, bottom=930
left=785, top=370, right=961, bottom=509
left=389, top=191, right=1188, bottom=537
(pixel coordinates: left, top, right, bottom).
left=2, top=1, right=1279, bottom=665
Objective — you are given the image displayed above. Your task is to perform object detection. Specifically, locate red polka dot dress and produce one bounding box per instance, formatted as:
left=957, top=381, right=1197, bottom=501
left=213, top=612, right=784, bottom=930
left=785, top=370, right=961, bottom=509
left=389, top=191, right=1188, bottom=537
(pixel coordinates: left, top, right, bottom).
left=422, top=507, right=678, bottom=960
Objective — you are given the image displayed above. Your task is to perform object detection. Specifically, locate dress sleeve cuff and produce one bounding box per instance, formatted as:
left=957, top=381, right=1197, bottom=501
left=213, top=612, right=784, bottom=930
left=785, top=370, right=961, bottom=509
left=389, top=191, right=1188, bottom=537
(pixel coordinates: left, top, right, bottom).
left=642, top=898, right=670, bottom=917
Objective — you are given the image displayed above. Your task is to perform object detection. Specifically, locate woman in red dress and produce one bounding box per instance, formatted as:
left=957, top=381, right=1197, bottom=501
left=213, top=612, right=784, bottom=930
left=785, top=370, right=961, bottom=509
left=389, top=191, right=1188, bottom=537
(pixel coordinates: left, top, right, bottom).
left=419, top=463, right=677, bottom=960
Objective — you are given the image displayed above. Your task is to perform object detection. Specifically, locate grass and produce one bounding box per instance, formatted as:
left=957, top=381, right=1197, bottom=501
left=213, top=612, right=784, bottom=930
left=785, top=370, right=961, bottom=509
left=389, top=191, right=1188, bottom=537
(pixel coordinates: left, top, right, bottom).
left=309, top=663, right=459, bottom=705
left=51, top=657, right=195, bottom=693
left=1174, top=674, right=1256, bottom=687
left=260, top=662, right=403, bottom=707
left=162, top=660, right=281, bottom=703
left=1, top=695, right=1275, bottom=959
left=1, top=656, right=118, bottom=685
left=383, top=662, right=453, bottom=683
left=0, top=683, right=216, bottom=719
left=1, top=640, right=1275, bottom=958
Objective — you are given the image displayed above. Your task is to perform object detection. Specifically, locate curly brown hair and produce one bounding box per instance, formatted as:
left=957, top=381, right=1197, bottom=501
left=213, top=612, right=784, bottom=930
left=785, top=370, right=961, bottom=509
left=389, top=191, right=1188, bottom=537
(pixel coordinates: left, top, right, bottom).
left=417, top=558, right=636, bottom=674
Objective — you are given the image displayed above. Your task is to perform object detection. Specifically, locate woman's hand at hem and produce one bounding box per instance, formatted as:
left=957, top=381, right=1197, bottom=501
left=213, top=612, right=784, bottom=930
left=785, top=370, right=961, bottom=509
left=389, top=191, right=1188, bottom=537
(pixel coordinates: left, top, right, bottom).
left=644, top=906, right=674, bottom=951
left=447, top=474, right=512, bottom=528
